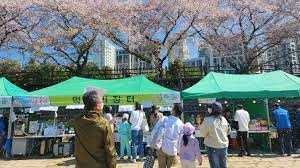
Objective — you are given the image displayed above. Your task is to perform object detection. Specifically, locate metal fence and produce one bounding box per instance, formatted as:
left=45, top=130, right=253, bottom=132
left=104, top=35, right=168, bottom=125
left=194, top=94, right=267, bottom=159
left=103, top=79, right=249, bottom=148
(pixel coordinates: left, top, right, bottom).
left=1, top=63, right=300, bottom=91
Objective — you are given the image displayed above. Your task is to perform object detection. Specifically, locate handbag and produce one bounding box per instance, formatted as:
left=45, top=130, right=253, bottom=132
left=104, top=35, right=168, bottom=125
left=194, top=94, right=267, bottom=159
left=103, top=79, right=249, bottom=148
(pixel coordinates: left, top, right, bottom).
left=143, top=155, right=155, bottom=168
left=143, top=149, right=155, bottom=168
left=232, top=121, right=239, bottom=130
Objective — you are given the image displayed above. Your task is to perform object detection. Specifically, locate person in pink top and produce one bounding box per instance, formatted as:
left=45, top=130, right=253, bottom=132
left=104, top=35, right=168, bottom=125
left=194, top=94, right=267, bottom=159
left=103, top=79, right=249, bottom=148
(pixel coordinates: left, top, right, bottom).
left=179, top=122, right=202, bottom=168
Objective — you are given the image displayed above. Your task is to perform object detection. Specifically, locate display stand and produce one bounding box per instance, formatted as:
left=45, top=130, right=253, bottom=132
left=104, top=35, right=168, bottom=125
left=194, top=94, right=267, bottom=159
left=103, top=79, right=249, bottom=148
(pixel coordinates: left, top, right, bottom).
left=9, top=106, right=75, bottom=158
left=12, top=134, right=75, bottom=157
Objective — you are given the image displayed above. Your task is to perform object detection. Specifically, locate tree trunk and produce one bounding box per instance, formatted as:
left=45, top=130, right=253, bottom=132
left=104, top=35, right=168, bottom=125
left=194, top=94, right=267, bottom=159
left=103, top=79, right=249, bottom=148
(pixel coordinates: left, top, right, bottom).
left=74, top=64, right=84, bottom=76
left=236, top=65, right=251, bottom=74
left=75, top=56, right=89, bottom=76
left=154, top=59, right=165, bottom=82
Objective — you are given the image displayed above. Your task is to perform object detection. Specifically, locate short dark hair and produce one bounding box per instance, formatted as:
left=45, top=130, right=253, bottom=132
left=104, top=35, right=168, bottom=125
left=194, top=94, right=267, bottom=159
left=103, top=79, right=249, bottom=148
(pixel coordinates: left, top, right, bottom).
left=83, top=90, right=101, bottom=111
left=173, top=103, right=182, bottom=117
left=274, top=103, right=280, bottom=108
left=209, top=102, right=223, bottom=117
left=151, top=105, right=160, bottom=118
left=237, top=104, right=243, bottom=109
left=151, top=105, right=159, bottom=112
left=135, top=102, right=142, bottom=110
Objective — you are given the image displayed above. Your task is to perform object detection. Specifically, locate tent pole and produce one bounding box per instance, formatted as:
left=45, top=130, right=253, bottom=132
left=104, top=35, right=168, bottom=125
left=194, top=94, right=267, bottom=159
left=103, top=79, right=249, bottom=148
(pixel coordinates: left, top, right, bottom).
left=179, top=99, right=184, bottom=121
left=6, top=97, right=14, bottom=158
left=265, top=98, right=272, bottom=152
left=7, top=97, right=13, bottom=139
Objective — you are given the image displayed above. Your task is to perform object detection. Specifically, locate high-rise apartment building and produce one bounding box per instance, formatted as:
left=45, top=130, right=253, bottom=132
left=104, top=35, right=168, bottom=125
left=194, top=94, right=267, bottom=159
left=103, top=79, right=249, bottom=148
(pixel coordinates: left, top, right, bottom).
left=183, top=47, right=206, bottom=67
left=261, top=37, right=300, bottom=73
left=115, top=49, right=152, bottom=71
left=169, top=39, right=190, bottom=63
left=92, top=39, right=117, bottom=69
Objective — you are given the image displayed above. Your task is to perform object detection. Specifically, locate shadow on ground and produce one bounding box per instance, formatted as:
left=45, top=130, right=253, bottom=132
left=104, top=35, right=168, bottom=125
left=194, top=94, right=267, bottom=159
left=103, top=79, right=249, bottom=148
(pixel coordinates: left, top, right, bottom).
left=293, top=155, right=300, bottom=159
left=227, top=153, right=289, bottom=158
left=56, top=159, right=75, bottom=166
left=55, top=158, right=139, bottom=167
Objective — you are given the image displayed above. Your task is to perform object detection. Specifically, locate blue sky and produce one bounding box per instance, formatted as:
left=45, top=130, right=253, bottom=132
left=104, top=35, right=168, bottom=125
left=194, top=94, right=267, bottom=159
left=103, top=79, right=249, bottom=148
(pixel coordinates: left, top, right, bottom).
left=187, top=38, right=199, bottom=58
left=0, top=37, right=199, bottom=66
left=0, top=49, right=29, bottom=65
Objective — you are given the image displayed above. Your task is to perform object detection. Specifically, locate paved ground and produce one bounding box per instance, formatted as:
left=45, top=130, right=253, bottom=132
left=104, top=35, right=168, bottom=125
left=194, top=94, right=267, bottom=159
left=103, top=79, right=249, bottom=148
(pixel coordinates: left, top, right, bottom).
left=0, top=154, right=300, bottom=168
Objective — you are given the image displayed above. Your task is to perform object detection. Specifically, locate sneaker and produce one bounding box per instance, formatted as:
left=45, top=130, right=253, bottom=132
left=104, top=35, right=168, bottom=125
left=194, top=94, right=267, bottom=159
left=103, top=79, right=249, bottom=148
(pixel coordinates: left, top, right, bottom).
left=130, top=159, right=136, bottom=163
left=287, top=154, right=291, bottom=156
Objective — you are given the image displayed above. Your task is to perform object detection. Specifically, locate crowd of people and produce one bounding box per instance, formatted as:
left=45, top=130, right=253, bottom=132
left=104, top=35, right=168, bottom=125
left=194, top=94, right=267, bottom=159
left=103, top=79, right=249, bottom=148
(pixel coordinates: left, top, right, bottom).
left=73, top=89, right=295, bottom=168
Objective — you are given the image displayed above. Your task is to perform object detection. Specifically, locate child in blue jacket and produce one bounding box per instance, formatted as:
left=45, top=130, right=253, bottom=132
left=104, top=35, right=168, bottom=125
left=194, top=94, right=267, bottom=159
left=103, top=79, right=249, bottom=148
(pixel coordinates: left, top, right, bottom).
left=118, top=113, right=131, bottom=160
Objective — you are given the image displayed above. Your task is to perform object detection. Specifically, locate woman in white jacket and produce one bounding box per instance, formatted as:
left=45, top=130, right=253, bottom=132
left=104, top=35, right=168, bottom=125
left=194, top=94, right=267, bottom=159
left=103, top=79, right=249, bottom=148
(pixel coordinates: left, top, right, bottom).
left=200, top=102, right=231, bottom=168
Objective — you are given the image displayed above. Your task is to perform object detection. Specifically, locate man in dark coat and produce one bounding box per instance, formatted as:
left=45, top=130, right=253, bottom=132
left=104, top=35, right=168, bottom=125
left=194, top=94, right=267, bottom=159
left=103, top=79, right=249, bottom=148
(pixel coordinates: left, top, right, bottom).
left=74, top=89, right=117, bottom=168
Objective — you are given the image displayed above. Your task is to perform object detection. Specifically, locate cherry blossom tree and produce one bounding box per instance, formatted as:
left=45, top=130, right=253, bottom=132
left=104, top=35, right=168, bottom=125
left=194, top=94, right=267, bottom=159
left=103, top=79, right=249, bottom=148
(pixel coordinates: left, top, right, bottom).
left=2, top=0, right=200, bottom=77
left=5, top=0, right=297, bottom=75
left=192, top=0, right=297, bottom=73
left=104, top=0, right=219, bottom=77
left=0, top=1, right=40, bottom=49
left=17, top=5, right=99, bottom=75
left=92, top=0, right=199, bottom=77
left=30, top=0, right=210, bottom=77
left=273, top=0, right=300, bottom=21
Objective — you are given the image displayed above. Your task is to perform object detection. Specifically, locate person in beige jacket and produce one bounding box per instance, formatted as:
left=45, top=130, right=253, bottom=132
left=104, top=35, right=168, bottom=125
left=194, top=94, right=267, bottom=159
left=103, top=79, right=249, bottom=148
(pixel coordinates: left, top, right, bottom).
left=200, top=102, right=230, bottom=168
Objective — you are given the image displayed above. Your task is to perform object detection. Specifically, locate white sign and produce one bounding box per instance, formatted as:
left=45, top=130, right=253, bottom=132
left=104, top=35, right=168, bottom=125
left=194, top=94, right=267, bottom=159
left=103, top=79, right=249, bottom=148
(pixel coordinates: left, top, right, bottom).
left=159, top=106, right=172, bottom=112
left=198, top=98, right=216, bottom=104
left=160, top=93, right=181, bottom=105
left=0, top=96, right=11, bottom=107
left=39, top=106, right=59, bottom=112
left=118, top=105, right=134, bottom=112
left=66, top=104, right=84, bottom=109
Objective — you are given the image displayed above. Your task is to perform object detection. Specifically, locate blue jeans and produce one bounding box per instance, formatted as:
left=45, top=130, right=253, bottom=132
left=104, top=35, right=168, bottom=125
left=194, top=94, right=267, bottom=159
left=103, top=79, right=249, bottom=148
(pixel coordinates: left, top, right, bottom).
left=131, top=130, right=144, bottom=159
left=207, top=147, right=228, bottom=168
left=277, top=128, right=292, bottom=155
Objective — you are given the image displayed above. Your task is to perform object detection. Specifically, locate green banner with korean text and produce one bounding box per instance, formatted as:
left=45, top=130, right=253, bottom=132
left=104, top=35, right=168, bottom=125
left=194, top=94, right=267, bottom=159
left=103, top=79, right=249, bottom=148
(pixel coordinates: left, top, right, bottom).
left=49, top=93, right=180, bottom=106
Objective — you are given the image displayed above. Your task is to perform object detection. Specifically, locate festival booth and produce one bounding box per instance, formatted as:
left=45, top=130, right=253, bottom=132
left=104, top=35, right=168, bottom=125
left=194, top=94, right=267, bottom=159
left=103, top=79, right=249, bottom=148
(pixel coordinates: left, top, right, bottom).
left=31, top=75, right=180, bottom=156
left=0, top=78, right=49, bottom=157
left=182, top=70, right=300, bottom=152
left=32, top=75, right=180, bottom=106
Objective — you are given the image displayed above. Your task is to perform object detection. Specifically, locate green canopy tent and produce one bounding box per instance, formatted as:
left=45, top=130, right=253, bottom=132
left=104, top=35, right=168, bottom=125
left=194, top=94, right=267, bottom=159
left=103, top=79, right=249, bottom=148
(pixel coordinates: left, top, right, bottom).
left=182, top=70, right=300, bottom=100
left=0, top=77, right=28, bottom=107
left=0, top=77, right=49, bottom=156
left=182, top=70, right=300, bottom=151
left=31, top=75, right=180, bottom=106
left=0, top=77, right=49, bottom=108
